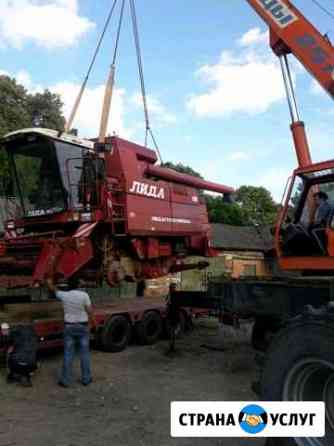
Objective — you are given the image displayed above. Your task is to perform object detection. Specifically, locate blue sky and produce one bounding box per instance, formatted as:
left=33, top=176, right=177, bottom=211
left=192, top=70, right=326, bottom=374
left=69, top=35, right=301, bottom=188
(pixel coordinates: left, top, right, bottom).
left=1, top=0, right=334, bottom=201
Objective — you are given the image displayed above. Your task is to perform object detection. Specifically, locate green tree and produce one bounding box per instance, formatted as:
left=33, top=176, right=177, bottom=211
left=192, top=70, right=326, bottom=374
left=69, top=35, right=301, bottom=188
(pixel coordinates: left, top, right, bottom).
left=205, top=194, right=245, bottom=225
left=27, top=89, right=65, bottom=131
left=235, top=185, right=278, bottom=225
left=0, top=75, right=65, bottom=183
left=161, top=161, right=245, bottom=225
left=0, top=75, right=65, bottom=138
left=161, top=161, right=203, bottom=179
left=160, top=162, right=278, bottom=226
left=0, top=76, right=30, bottom=137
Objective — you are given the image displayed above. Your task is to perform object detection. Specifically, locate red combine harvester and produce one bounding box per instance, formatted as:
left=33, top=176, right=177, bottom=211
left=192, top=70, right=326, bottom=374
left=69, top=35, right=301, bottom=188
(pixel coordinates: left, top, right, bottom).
left=0, top=128, right=233, bottom=290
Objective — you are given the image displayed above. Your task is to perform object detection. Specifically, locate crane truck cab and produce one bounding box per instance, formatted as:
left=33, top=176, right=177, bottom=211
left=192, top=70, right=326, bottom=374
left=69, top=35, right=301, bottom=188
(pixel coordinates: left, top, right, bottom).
left=277, top=160, right=334, bottom=272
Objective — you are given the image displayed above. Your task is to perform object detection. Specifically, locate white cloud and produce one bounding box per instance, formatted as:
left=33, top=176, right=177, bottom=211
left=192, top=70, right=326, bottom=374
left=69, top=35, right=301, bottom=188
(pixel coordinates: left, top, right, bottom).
left=1, top=68, right=177, bottom=140
left=0, top=68, right=43, bottom=92
left=1, top=67, right=132, bottom=138
left=130, top=93, right=176, bottom=125
left=54, top=0, right=77, bottom=11
left=254, top=167, right=292, bottom=202
left=16, top=70, right=43, bottom=93
left=52, top=81, right=131, bottom=138
left=0, top=0, right=94, bottom=49
left=187, top=28, right=287, bottom=117
left=15, top=70, right=32, bottom=88
left=237, top=27, right=268, bottom=47
left=227, top=151, right=251, bottom=162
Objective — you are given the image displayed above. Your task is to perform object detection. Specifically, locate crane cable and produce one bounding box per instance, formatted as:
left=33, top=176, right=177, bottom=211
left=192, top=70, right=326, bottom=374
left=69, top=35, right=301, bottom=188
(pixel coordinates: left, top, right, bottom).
left=65, top=0, right=119, bottom=132
left=112, top=0, right=126, bottom=66
left=129, top=0, right=163, bottom=163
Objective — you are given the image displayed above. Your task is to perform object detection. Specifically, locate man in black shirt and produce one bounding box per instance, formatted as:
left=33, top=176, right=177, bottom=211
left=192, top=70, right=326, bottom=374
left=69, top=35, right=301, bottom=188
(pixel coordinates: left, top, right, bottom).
left=6, top=325, right=38, bottom=387
left=313, top=191, right=332, bottom=227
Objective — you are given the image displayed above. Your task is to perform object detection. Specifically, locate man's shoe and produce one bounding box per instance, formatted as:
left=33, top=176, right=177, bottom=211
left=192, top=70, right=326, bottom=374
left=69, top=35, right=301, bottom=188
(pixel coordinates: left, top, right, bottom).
left=81, top=378, right=93, bottom=386
left=58, top=381, right=69, bottom=388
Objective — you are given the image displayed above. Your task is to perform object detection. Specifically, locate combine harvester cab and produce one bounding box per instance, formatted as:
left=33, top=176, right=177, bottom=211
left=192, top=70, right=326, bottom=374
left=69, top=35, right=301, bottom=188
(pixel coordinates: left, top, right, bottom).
left=0, top=128, right=233, bottom=290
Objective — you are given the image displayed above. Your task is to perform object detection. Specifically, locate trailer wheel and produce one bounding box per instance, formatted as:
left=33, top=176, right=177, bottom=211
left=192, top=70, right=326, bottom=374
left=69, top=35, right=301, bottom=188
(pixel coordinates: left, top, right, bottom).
left=101, top=315, right=131, bottom=352
left=136, top=311, right=163, bottom=345
left=260, top=305, right=334, bottom=446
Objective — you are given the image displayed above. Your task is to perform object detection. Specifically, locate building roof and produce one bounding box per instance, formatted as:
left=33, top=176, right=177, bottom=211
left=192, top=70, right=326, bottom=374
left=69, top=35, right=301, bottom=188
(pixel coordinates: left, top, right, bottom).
left=210, top=223, right=274, bottom=252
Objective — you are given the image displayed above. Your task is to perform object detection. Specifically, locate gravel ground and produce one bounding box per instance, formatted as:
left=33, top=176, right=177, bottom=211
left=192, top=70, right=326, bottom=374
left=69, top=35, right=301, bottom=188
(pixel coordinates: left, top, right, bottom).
left=0, top=318, right=266, bottom=446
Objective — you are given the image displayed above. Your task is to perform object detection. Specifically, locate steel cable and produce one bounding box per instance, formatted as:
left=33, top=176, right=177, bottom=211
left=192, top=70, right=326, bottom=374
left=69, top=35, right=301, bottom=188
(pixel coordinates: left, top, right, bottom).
left=129, top=0, right=163, bottom=163
left=65, top=0, right=119, bottom=131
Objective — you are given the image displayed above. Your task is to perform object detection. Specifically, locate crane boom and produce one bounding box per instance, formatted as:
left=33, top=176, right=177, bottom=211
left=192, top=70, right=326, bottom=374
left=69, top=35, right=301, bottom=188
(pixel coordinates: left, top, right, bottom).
left=246, top=0, right=334, bottom=98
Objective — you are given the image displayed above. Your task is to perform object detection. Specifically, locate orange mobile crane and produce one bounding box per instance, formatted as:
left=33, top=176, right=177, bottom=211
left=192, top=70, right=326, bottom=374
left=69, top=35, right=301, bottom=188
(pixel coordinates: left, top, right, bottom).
left=172, top=2, right=334, bottom=445
left=246, top=0, right=334, bottom=274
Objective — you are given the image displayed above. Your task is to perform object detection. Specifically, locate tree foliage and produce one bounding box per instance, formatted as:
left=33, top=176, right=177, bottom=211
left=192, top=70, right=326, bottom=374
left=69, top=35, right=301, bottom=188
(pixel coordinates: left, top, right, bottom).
left=235, top=185, right=278, bottom=225
left=161, top=161, right=203, bottom=179
left=205, top=195, right=245, bottom=225
left=0, top=75, right=65, bottom=138
left=0, top=75, right=65, bottom=181
left=0, top=76, right=30, bottom=137
left=27, top=90, right=65, bottom=131
left=161, top=161, right=278, bottom=226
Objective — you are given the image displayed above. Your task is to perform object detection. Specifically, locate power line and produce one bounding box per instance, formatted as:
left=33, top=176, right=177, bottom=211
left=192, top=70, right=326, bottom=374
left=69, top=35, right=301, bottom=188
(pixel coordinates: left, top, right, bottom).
left=310, top=0, right=334, bottom=22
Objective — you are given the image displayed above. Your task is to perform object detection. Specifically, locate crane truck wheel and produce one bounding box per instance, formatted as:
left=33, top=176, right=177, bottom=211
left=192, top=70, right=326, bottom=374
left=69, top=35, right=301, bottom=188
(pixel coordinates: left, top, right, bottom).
left=260, top=305, right=334, bottom=446
left=135, top=311, right=163, bottom=345
left=101, top=315, right=132, bottom=352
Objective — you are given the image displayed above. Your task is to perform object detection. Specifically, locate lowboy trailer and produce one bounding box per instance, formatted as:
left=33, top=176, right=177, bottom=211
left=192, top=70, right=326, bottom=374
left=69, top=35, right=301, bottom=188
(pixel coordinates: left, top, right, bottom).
left=0, top=296, right=209, bottom=354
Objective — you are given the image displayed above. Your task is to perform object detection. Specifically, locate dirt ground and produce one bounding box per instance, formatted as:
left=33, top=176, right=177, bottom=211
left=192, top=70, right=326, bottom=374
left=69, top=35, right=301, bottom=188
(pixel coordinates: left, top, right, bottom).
left=0, top=318, right=266, bottom=446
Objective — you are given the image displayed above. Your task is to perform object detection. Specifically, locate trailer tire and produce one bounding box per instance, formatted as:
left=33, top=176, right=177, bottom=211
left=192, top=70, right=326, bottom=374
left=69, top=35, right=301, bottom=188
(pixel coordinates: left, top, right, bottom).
left=101, top=315, right=131, bottom=352
left=260, top=305, right=334, bottom=446
left=136, top=311, right=163, bottom=345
